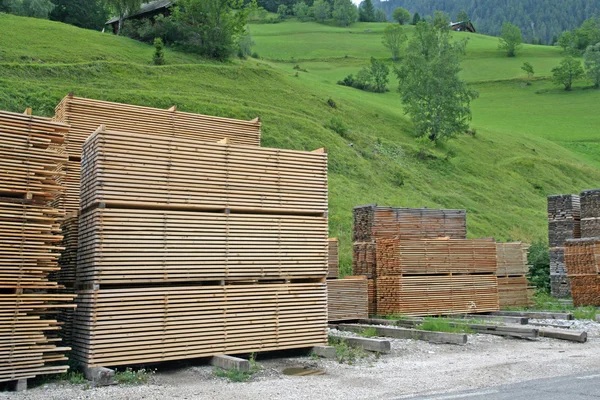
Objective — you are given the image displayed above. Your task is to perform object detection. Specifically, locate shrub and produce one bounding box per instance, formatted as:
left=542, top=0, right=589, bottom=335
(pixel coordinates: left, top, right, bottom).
left=326, top=117, right=348, bottom=136
left=237, top=28, right=254, bottom=59
left=527, top=240, right=550, bottom=292
left=153, top=38, right=165, bottom=65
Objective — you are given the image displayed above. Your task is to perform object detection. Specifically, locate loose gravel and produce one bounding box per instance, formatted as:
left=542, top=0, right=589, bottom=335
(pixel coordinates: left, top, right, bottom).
left=3, top=321, right=600, bottom=400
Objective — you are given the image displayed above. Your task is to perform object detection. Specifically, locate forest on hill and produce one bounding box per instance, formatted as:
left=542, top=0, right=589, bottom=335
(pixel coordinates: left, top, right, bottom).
left=372, top=0, right=600, bottom=44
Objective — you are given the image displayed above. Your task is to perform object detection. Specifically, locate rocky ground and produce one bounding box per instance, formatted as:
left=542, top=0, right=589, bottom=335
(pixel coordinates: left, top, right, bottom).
left=3, top=320, right=600, bottom=400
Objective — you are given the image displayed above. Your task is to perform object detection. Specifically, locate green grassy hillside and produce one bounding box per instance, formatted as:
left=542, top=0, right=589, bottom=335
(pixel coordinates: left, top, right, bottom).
left=1, top=14, right=599, bottom=273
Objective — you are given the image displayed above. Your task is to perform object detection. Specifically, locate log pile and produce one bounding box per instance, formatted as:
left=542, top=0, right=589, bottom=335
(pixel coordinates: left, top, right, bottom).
left=496, top=242, right=533, bottom=308
left=328, top=238, right=339, bottom=278
left=326, top=277, right=368, bottom=321
left=581, top=189, right=600, bottom=238
left=0, top=111, right=75, bottom=383
left=548, top=194, right=580, bottom=298
left=565, top=238, right=600, bottom=306
left=72, top=123, right=328, bottom=367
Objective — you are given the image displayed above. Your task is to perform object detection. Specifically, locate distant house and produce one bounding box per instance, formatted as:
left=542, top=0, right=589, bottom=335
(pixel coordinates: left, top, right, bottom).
left=450, top=21, right=476, bottom=33
left=105, top=0, right=174, bottom=35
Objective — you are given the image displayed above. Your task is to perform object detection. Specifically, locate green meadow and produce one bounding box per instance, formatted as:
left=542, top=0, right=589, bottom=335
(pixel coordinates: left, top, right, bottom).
left=1, top=13, right=598, bottom=274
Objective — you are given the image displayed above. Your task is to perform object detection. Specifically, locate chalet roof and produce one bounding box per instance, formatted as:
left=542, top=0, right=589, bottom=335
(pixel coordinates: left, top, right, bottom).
left=106, top=0, right=173, bottom=25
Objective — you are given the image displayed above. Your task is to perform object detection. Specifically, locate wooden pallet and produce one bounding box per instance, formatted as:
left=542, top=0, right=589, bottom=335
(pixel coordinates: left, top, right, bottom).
left=53, top=95, right=261, bottom=158
left=71, top=283, right=327, bottom=367
left=376, top=275, right=499, bottom=317
left=80, top=128, right=328, bottom=215
left=353, top=205, right=467, bottom=242
left=76, top=207, right=328, bottom=284
left=327, top=277, right=368, bottom=321
left=376, top=238, right=497, bottom=276
left=328, top=238, right=339, bottom=278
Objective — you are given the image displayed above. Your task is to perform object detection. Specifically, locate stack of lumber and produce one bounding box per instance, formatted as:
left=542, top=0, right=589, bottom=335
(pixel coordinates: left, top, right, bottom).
left=376, top=238, right=497, bottom=276
left=51, top=161, right=80, bottom=214
left=496, top=242, right=533, bottom=308
left=326, top=277, right=368, bottom=321
left=80, top=129, right=327, bottom=214
left=328, top=238, right=339, bottom=278
left=565, top=238, right=600, bottom=306
left=72, top=123, right=329, bottom=367
left=581, top=189, right=600, bottom=238
left=54, top=94, right=261, bottom=158
left=71, top=283, right=327, bottom=367
left=547, top=194, right=580, bottom=298
left=373, top=238, right=499, bottom=316
left=76, top=208, right=328, bottom=284
left=377, top=275, right=499, bottom=316
left=353, top=241, right=377, bottom=277
left=353, top=205, right=467, bottom=242
left=0, top=111, right=75, bottom=383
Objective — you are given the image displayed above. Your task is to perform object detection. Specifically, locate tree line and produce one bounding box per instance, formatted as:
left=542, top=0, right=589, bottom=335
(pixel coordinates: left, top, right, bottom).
left=371, top=0, right=600, bottom=45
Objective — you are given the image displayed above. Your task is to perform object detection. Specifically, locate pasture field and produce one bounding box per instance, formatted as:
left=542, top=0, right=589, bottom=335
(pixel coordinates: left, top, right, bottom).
left=1, top=13, right=598, bottom=273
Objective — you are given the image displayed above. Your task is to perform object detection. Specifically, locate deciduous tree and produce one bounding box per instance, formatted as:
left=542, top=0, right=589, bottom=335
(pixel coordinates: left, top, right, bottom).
left=103, top=0, right=142, bottom=34
left=584, top=43, right=600, bottom=88
left=395, top=12, right=477, bottom=142
left=382, top=23, right=406, bottom=61
left=374, top=8, right=386, bottom=22
left=311, top=0, right=329, bottom=22
left=521, top=61, right=534, bottom=83
left=392, top=7, right=409, bottom=25
left=552, top=56, right=584, bottom=90
left=499, top=22, right=522, bottom=57
left=332, top=0, right=357, bottom=27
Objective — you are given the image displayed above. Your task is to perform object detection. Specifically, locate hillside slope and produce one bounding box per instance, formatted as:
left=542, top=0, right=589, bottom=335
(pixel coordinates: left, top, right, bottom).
left=1, top=14, right=599, bottom=273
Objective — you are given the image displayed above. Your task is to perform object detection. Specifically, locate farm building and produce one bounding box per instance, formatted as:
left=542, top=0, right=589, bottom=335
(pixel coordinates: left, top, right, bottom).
left=105, top=0, right=173, bottom=35
left=451, top=20, right=476, bottom=33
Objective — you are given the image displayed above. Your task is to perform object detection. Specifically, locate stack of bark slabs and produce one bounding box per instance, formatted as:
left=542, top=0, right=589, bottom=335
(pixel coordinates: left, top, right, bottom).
left=0, top=110, right=75, bottom=383
left=547, top=194, right=580, bottom=298
left=327, top=238, right=339, bottom=278
left=352, top=205, right=468, bottom=316
left=496, top=242, right=533, bottom=308
left=72, top=127, right=328, bottom=368
left=375, top=238, right=499, bottom=316
left=327, top=277, right=368, bottom=321
left=565, top=238, right=600, bottom=306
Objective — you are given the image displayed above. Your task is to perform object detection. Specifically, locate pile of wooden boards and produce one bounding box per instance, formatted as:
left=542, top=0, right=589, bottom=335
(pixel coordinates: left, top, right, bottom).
left=327, top=277, right=368, bottom=321
left=547, top=194, right=580, bottom=298
left=352, top=205, right=501, bottom=317
left=0, top=110, right=75, bottom=383
left=374, top=237, right=499, bottom=316
left=581, top=190, right=600, bottom=237
left=325, top=239, right=369, bottom=321
left=61, top=102, right=328, bottom=367
left=496, top=242, right=534, bottom=308
left=565, top=238, right=600, bottom=306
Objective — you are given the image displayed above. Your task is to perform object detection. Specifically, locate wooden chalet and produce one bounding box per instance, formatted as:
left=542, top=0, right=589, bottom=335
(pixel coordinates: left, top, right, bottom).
left=451, top=20, right=476, bottom=33
left=105, top=0, right=174, bottom=35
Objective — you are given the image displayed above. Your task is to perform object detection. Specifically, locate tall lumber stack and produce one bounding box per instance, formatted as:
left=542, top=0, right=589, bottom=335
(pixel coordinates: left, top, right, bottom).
left=375, top=238, right=499, bottom=316
left=51, top=94, right=264, bottom=347
left=496, top=242, right=533, bottom=308
left=352, top=205, right=470, bottom=316
left=547, top=194, right=580, bottom=298
left=328, top=238, right=339, bottom=278
left=564, top=189, right=600, bottom=306
left=71, top=126, right=328, bottom=367
left=0, top=110, right=75, bottom=383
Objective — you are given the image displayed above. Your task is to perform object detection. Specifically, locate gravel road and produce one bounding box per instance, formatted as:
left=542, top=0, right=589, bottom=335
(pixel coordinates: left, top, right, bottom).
left=3, top=322, right=600, bottom=400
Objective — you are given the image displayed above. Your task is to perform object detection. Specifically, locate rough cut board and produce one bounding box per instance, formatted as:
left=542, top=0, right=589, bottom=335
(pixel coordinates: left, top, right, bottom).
left=352, top=241, right=376, bottom=278
left=496, top=242, right=530, bottom=276
left=328, top=238, right=339, bottom=278
left=80, top=128, right=327, bottom=214
left=498, top=276, right=534, bottom=308
left=377, top=275, right=499, bottom=317
left=353, top=205, right=467, bottom=242
left=327, top=277, right=368, bottom=321
left=76, top=207, right=328, bottom=284
left=71, top=283, right=327, bottom=367
left=376, top=238, right=497, bottom=276
left=53, top=95, right=261, bottom=157
left=51, top=160, right=80, bottom=215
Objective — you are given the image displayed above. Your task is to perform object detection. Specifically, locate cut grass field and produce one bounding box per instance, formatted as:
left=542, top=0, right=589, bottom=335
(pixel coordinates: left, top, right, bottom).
left=1, top=14, right=599, bottom=274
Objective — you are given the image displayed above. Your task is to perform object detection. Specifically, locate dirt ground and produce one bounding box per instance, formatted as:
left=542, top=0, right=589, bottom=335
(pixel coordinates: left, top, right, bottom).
left=4, top=321, right=600, bottom=400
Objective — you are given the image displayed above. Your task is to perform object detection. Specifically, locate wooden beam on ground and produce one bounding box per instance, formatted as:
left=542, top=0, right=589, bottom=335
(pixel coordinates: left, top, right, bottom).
left=335, top=323, right=467, bottom=345
left=83, top=366, right=115, bottom=386
left=538, top=328, right=587, bottom=343
left=464, top=314, right=529, bottom=325
left=489, top=311, right=573, bottom=320
left=210, top=355, right=250, bottom=372
left=330, top=336, right=391, bottom=353
left=311, top=346, right=336, bottom=359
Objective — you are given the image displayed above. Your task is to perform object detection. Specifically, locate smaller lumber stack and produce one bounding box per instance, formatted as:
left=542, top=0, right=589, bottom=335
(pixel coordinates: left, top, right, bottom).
left=375, top=238, right=499, bottom=316
left=581, top=190, right=600, bottom=238
left=327, top=277, right=369, bottom=321
left=565, top=238, right=600, bottom=306
left=328, top=238, right=339, bottom=278
left=353, top=241, right=377, bottom=314
left=547, top=194, right=581, bottom=298
left=496, top=242, right=533, bottom=308
left=0, top=110, right=75, bottom=383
